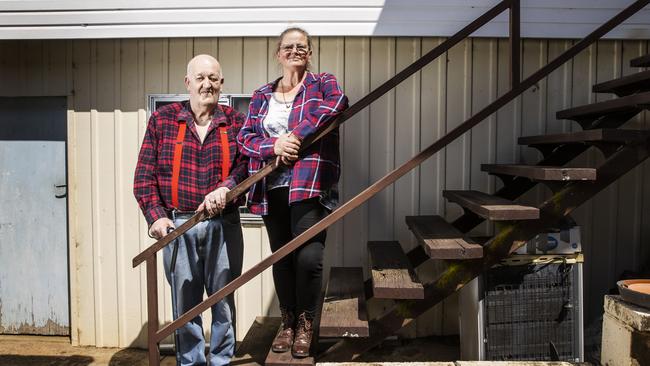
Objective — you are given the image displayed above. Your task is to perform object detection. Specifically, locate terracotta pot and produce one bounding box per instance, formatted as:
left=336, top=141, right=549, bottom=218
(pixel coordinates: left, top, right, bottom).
left=617, top=279, right=650, bottom=309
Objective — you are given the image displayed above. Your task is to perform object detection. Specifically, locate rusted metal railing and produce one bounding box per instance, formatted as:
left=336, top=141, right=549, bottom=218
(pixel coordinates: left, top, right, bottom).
left=132, top=1, right=649, bottom=364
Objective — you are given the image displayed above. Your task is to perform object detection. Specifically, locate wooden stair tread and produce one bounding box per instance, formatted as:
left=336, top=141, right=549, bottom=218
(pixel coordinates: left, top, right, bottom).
left=234, top=317, right=281, bottom=365
left=320, top=267, right=369, bottom=338
left=481, top=164, right=596, bottom=181
left=518, top=128, right=650, bottom=146
left=443, top=190, right=539, bottom=221
left=234, top=317, right=315, bottom=366
left=631, top=54, right=650, bottom=68
left=592, top=70, right=650, bottom=96
left=368, top=241, right=424, bottom=299
left=265, top=349, right=314, bottom=366
left=556, top=91, right=650, bottom=120
left=405, top=215, right=483, bottom=259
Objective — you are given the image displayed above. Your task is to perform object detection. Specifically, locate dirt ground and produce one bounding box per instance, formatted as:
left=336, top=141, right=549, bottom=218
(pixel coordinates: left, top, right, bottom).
left=0, top=333, right=459, bottom=366
left=0, top=317, right=459, bottom=365
left=0, top=335, right=166, bottom=366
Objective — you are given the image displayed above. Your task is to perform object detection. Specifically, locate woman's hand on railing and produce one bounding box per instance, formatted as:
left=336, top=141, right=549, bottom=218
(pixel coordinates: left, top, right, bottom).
left=273, top=132, right=301, bottom=161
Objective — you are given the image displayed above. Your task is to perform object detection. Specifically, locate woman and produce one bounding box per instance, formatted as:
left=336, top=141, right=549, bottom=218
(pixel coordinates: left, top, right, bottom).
left=237, top=27, right=348, bottom=358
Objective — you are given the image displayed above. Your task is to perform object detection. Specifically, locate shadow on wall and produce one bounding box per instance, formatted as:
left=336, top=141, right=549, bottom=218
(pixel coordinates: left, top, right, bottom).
left=0, top=355, right=94, bottom=365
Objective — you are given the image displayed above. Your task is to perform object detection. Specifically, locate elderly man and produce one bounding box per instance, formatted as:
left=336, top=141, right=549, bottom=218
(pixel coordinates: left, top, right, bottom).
left=134, top=54, right=247, bottom=366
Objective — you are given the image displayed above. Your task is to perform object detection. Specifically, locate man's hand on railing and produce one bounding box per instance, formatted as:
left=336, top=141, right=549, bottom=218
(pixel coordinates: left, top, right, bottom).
left=198, top=187, right=230, bottom=217
left=149, top=217, right=175, bottom=240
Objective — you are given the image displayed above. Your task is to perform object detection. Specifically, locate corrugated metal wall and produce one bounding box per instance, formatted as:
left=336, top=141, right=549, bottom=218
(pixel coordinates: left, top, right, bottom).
left=0, top=37, right=648, bottom=348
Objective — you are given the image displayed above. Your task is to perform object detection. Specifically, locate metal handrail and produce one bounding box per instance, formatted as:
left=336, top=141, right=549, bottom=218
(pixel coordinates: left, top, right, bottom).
left=132, top=1, right=649, bottom=364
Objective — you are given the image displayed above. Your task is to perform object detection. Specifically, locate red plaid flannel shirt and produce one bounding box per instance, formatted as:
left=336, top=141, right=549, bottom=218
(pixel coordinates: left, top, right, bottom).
left=237, top=72, right=348, bottom=215
left=134, top=101, right=248, bottom=225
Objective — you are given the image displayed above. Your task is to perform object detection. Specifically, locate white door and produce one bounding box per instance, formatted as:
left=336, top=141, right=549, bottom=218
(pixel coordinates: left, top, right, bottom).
left=0, top=97, right=69, bottom=335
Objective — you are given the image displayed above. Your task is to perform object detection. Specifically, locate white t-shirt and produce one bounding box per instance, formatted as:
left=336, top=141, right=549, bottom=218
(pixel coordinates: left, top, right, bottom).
left=263, top=95, right=292, bottom=137
left=196, top=122, right=209, bottom=143
left=264, top=95, right=294, bottom=190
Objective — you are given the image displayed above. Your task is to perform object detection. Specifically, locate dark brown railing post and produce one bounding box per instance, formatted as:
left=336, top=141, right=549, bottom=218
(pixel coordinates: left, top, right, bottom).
left=509, top=0, right=521, bottom=88
left=146, top=256, right=160, bottom=366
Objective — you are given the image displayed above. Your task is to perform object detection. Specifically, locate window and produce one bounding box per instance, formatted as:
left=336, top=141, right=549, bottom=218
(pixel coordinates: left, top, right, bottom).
left=147, top=94, right=251, bottom=118
left=146, top=93, right=260, bottom=224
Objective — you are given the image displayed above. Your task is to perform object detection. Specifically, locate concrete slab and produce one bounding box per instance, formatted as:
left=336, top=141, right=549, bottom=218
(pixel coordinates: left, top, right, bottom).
left=456, top=362, right=585, bottom=366
left=601, top=302, right=650, bottom=366
left=604, top=295, right=650, bottom=331
left=318, top=363, right=454, bottom=366
left=319, top=362, right=588, bottom=366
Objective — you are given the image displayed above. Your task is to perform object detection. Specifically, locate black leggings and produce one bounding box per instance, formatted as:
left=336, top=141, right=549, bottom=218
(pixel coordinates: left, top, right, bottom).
left=262, top=187, right=327, bottom=315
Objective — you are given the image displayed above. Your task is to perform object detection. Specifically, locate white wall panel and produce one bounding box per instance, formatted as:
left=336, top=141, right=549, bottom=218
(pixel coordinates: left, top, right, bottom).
left=319, top=37, right=345, bottom=282
left=341, top=37, right=370, bottom=270
left=0, top=36, right=648, bottom=348
left=467, top=39, right=498, bottom=243
left=416, top=38, right=448, bottom=336
left=115, top=38, right=146, bottom=347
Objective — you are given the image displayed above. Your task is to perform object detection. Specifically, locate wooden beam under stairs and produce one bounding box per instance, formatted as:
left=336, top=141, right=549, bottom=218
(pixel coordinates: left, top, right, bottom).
left=406, top=215, right=483, bottom=259
left=630, top=54, right=650, bottom=68
left=319, top=267, right=369, bottom=338
left=368, top=241, right=424, bottom=299
left=556, top=91, right=650, bottom=121
left=518, top=128, right=650, bottom=146
left=592, top=70, right=650, bottom=96
left=443, top=190, right=539, bottom=220
left=481, top=164, right=597, bottom=181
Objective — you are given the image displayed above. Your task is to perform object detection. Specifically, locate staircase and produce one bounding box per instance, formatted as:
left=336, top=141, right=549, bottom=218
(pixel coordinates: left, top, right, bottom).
left=131, top=1, right=650, bottom=365
left=313, top=52, right=650, bottom=364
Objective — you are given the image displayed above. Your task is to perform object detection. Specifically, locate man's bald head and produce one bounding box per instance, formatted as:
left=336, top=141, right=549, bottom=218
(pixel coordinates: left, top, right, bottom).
left=185, top=54, right=224, bottom=112
left=187, top=54, right=222, bottom=78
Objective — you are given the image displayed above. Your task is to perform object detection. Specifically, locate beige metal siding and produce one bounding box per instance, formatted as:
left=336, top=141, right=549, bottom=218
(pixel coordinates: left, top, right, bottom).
left=0, top=37, right=648, bottom=348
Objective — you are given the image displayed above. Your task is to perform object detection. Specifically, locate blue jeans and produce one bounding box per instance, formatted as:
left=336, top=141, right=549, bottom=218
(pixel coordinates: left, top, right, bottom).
left=163, top=210, right=244, bottom=366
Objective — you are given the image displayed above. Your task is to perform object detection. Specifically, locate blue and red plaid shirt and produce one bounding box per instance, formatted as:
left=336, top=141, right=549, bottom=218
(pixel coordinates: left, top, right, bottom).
left=134, top=101, right=248, bottom=225
left=237, top=72, right=348, bottom=215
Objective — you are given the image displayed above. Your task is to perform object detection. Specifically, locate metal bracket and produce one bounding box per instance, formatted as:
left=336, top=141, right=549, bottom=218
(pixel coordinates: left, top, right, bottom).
left=54, top=184, right=67, bottom=199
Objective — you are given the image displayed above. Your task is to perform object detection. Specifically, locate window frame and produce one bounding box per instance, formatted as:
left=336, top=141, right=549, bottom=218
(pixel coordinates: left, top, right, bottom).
left=146, top=93, right=262, bottom=225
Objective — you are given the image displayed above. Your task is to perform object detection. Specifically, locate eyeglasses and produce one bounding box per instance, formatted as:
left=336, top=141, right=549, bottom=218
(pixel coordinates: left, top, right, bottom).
left=280, top=43, right=309, bottom=54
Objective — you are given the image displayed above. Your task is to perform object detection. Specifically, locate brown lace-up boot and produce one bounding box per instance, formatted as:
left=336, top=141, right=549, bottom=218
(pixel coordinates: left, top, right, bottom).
left=292, top=311, right=314, bottom=358
left=272, top=307, right=295, bottom=352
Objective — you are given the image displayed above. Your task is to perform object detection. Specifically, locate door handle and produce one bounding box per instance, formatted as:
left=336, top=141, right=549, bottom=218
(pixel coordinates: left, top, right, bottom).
left=55, top=184, right=67, bottom=199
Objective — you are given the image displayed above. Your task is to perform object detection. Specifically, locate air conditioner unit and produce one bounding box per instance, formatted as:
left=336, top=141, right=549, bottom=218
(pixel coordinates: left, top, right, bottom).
left=459, top=255, right=584, bottom=362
